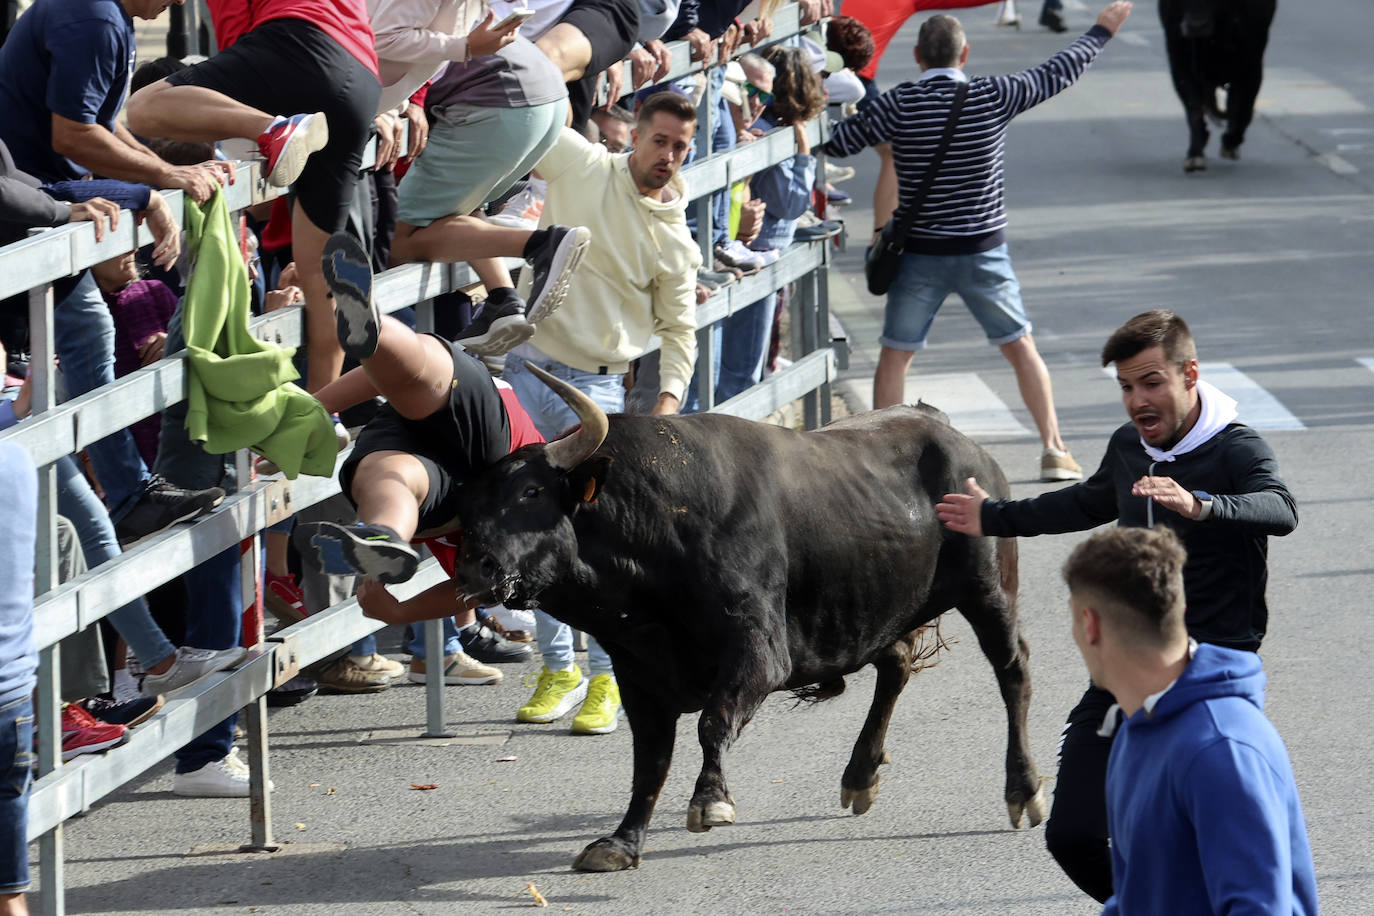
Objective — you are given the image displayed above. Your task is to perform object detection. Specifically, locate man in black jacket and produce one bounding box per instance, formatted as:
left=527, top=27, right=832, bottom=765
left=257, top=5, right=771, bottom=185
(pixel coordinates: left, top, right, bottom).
left=935, top=309, right=1298, bottom=903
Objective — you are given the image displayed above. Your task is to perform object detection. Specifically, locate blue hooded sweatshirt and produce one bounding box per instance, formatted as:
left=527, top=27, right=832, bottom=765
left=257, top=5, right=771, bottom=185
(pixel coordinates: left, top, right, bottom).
left=1102, top=643, right=1318, bottom=915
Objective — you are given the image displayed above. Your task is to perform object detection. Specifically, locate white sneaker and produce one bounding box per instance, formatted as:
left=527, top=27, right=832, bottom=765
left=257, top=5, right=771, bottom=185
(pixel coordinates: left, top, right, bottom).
left=825, top=162, right=856, bottom=183
left=750, top=247, right=781, bottom=267
left=488, top=604, right=537, bottom=635
left=173, top=748, right=275, bottom=797
left=348, top=653, right=406, bottom=680
left=721, top=239, right=765, bottom=268
left=407, top=651, right=503, bottom=686
left=141, top=646, right=247, bottom=697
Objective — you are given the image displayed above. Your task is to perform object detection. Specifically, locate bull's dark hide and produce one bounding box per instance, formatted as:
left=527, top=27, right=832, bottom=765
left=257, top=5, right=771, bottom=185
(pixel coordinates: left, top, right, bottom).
left=1159, top=0, right=1277, bottom=171
left=457, top=401, right=1045, bottom=871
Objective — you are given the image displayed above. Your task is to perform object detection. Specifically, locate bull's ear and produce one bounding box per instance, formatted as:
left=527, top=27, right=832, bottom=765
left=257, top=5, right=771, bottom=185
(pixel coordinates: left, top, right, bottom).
left=566, top=455, right=614, bottom=509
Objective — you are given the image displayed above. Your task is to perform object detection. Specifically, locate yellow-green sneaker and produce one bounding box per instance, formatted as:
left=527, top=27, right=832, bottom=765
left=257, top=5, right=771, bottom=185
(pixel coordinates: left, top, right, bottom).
left=516, top=665, right=587, bottom=723
left=569, top=674, right=621, bottom=735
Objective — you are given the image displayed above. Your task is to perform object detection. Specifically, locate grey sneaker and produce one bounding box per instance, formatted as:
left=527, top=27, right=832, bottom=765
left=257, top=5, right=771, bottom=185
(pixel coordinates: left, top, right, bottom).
left=525, top=224, right=591, bottom=324
left=141, top=646, right=247, bottom=697
left=455, top=295, right=534, bottom=358
left=321, top=231, right=380, bottom=361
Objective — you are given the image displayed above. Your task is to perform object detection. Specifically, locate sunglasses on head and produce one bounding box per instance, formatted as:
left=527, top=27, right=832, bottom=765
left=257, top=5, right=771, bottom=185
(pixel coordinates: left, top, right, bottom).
left=745, top=82, right=774, bottom=106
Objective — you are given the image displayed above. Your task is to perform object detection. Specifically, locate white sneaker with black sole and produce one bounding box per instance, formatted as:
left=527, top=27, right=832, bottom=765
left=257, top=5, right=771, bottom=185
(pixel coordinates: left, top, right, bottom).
left=525, top=224, right=591, bottom=324
left=321, top=232, right=380, bottom=361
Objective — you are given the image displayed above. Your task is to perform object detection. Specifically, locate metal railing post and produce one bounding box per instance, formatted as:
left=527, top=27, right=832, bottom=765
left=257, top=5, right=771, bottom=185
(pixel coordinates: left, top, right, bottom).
left=421, top=616, right=454, bottom=738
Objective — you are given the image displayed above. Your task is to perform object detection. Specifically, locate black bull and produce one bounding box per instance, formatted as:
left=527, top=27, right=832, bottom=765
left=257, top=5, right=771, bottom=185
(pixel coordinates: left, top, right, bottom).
left=456, top=366, right=1046, bottom=871
left=1160, top=0, right=1277, bottom=172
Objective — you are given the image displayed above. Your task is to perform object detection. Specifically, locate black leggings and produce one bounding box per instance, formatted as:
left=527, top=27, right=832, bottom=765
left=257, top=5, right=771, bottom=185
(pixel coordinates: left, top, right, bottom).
left=1045, top=683, right=1119, bottom=903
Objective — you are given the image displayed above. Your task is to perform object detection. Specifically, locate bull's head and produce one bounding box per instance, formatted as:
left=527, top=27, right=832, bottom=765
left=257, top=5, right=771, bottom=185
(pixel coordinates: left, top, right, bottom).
left=1178, top=0, right=1220, bottom=38
left=455, top=363, right=611, bottom=608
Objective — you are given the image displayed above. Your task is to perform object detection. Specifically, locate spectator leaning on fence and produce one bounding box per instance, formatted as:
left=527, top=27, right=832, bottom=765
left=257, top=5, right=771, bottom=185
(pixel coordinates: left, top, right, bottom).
left=501, top=90, right=700, bottom=736
left=126, top=0, right=383, bottom=395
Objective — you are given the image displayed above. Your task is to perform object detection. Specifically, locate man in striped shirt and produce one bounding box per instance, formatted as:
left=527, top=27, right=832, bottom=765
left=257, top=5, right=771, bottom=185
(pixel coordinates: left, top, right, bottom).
left=823, top=1, right=1133, bottom=483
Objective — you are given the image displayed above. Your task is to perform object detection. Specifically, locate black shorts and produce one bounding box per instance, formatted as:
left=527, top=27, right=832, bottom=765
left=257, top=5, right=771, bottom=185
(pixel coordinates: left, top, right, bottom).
left=166, top=18, right=381, bottom=233
left=557, top=0, right=640, bottom=132
left=339, top=340, right=511, bottom=535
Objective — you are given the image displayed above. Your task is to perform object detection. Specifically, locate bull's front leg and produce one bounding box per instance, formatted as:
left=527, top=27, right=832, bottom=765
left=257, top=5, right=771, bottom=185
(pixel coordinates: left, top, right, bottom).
left=573, top=690, right=678, bottom=872
left=687, top=628, right=789, bottom=833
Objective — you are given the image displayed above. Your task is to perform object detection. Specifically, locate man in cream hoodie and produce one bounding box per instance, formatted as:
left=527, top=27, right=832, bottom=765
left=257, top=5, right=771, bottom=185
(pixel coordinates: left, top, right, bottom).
left=503, top=89, right=701, bottom=736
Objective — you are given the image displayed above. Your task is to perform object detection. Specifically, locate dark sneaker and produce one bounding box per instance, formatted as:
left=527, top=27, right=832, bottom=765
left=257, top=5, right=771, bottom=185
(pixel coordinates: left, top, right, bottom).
left=299, top=520, right=420, bottom=583
left=321, top=232, right=380, bottom=361
left=114, top=475, right=225, bottom=547
left=458, top=622, right=534, bottom=664
left=794, top=219, right=844, bottom=242
left=266, top=674, right=318, bottom=707
left=84, top=694, right=163, bottom=728
left=697, top=267, right=737, bottom=292
left=1039, top=5, right=1068, bottom=32
left=525, top=224, right=591, bottom=324
left=255, top=112, right=329, bottom=187
left=455, top=296, right=534, bottom=358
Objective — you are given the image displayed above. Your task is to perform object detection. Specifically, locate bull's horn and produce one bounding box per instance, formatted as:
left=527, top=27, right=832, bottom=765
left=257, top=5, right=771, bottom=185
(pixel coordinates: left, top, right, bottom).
left=526, top=361, right=609, bottom=470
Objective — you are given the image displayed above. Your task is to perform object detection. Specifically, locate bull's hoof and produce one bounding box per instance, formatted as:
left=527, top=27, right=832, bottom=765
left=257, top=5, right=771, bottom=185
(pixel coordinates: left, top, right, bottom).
left=1007, top=785, right=1049, bottom=829
left=1184, top=156, right=1207, bottom=172
left=572, top=837, right=641, bottom=872
left=686, top=799, right=736, bottom=833
left=1220, top=145, right=1240, bottom=161
left=841, top=780, right=880, bottom=816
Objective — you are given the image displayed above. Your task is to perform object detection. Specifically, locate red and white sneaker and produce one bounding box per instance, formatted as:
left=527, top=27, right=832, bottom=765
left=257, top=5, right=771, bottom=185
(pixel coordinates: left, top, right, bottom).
left=255, top=112, right=329, bottom=188
left=264, top=570, right=309, bottom=625
left=60, top=703, right=129, bottom=761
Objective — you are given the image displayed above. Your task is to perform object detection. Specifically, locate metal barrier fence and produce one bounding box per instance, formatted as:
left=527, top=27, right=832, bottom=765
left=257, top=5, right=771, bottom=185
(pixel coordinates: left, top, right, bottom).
left=1, top=5, right=849, bottom=912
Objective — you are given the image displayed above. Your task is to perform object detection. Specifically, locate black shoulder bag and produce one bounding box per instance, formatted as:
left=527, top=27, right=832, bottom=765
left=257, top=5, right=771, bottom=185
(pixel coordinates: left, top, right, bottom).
left=864, top=81, right=970, bottom=297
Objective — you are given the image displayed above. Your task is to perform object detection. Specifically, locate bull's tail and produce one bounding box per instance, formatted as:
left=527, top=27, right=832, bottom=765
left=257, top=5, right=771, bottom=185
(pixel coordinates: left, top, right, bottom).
left=909, top=619, right=949, bottom=675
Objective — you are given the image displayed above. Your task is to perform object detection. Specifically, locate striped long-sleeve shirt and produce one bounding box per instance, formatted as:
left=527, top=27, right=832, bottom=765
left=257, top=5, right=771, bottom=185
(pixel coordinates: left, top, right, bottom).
left=824, top=25, right=1113, bottom=255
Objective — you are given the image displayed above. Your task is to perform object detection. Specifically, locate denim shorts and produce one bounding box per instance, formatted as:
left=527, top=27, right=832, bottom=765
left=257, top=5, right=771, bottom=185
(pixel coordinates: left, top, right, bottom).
left=880, top=244, right=1032, bottom=351
left=0, top=694, right=35, bottom=893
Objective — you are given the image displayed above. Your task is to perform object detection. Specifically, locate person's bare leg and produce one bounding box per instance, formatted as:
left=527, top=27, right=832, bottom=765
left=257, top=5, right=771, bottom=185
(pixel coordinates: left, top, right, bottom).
left=1000, top=334, right=1067, bottom=452
left=348, top=450, right=431, bottom=541
left=471, top=258, right=516, bottom=293
left=1, top=890, right=29, bottom=916
left=357, top=317, right=456, bottom=420
left=391, top=217, right=532, bottom=266
left=873, top=345, right=915, bottom=409
left=536, top=24, right=595, bottom=82
left=294, top=210, right=344, bottom=393
left=873, top=143, right=898, bottom=232
left=127, top=82, right=276, bottom=142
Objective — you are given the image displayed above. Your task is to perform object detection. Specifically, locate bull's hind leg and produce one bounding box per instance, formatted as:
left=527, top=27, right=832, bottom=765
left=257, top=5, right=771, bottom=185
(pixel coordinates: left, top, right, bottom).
left=839, top=636, right=916, bottom=816
left=956, top=537, right=1046, bottom=829
left=573, top=690, right=678, bottom=872
left=687, top=627, right=790, bottom=833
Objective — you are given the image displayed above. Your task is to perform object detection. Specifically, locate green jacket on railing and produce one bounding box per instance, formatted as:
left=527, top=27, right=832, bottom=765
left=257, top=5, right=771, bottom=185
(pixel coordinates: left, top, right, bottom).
left=180, top=191, right=336, bottom=478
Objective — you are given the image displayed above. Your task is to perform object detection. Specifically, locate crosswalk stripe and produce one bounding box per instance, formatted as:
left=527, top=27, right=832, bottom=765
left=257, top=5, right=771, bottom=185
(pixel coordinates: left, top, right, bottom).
left=1101, top=362, right=1306, bottom=431
left=905, top=372, right=1031, bottom=438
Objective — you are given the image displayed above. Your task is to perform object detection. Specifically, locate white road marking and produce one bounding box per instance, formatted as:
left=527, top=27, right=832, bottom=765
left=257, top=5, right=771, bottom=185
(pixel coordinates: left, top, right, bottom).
left=904, top=372, right=1032, bottom=438
left=1116, top=31, right=1149, bottom=48
left=1102, top=363, right=1306, bottom=431
left=1358, top=357, right=1374, bottom=374
left=1315, top=153, right=1360, bottom=175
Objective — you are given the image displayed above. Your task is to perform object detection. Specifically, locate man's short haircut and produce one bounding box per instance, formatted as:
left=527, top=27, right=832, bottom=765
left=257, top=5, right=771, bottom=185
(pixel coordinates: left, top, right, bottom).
left=827, top=16, right=876, bottom=72
left=917, top=15, right=966, bottom=70
left=1063, top=527, right=1188, bottom=646
left=637, top=90, right=698, bottom=129
left=1100, top=309, right=1199, bottom=369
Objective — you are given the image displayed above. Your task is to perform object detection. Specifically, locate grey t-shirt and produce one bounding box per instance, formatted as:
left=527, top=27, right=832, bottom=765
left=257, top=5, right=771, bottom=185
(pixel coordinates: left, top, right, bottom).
left=426, top=36, right=567, bottom=111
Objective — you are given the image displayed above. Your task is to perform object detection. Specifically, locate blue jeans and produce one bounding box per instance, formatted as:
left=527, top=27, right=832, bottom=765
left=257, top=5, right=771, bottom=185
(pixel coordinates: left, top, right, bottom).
left=502, top=345, right=616, bottom=677
left=881, top=244, right=1031, bottom=351
left=683, top=66, right=736, bottom=248
left=156, top=303, right=239, bottom=773
left=407, top=618, right=460, bottom=659
left=53, top=271, right=152, bottom=521
left=55, top=455, right=177, bottom=668
left=717, top=293, right=776, bottom=402
left=0, top=694, right=34, bottom=893
left=681, top=324, right=722, bottom=415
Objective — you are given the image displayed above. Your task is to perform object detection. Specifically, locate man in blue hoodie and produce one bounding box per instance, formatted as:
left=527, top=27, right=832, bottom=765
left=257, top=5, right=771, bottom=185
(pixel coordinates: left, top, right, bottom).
left=1061, top=526, right=1318, bottom=914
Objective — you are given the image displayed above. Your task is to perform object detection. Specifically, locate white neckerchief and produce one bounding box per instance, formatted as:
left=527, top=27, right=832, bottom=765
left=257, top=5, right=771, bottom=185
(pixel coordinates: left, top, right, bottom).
left=1141, top=379, right=1237, bottom=463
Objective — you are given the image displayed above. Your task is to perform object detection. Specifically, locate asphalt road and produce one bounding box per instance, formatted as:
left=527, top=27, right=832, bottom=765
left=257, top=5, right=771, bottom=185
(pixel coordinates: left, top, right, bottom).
left=48, top=3, right=1374, bottom=914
